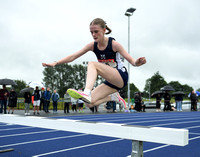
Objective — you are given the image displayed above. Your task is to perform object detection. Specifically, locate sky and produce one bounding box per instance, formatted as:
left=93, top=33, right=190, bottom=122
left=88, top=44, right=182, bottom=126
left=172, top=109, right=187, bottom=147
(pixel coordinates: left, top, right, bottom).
left=0, top=0, right=200, bottom=91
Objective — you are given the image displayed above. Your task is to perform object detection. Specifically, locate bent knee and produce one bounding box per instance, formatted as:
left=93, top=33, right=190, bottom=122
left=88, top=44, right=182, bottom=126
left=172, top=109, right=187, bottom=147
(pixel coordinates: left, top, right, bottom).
left=88, top=61, right=96, bottom=66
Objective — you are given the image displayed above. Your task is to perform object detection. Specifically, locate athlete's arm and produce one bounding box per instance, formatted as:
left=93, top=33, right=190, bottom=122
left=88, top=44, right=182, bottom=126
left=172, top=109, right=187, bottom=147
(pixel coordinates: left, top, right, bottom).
left=112, top=40, right=146, bottom=67
left=42, top=42, right=94, bottom=67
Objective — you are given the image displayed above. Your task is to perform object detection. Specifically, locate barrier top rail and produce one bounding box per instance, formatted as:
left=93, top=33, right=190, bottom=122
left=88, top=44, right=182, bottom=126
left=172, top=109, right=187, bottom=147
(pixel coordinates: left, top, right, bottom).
left=0, top=115, right=189, bottom=156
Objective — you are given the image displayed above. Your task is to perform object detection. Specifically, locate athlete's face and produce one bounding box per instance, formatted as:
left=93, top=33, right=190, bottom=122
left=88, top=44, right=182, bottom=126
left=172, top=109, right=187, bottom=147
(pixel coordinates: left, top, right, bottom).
left=90, top=24, right=105, bottom=42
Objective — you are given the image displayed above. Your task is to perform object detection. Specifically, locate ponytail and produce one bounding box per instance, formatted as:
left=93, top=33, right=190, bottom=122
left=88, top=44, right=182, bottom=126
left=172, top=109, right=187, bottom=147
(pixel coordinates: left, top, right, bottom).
left=105, top=25, right=112, bottom=35
left=90, top=18, right=112, bottom=35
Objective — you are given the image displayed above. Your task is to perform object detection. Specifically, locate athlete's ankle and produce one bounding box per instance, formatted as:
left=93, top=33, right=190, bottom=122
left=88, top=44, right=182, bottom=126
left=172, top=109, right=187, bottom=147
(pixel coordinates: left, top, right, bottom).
left=110, top=92, right=118, bottom=101
left=84, top=88, right=91, bottom=96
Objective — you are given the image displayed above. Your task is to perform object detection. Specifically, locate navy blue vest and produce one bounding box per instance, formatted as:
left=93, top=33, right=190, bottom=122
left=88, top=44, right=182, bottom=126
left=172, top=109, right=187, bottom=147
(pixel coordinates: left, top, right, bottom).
left=93, top=37, right=117, bottom=64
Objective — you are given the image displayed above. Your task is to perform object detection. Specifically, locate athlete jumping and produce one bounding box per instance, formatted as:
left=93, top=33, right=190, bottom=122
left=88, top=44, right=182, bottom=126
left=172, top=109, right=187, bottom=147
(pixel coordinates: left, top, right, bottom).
left=42, top=18, right=146, bottom=109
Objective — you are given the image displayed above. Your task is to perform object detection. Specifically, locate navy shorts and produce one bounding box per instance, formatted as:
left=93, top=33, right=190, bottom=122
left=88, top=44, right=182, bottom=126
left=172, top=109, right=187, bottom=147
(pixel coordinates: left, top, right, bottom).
left=104, top=67, right=128, bottom=90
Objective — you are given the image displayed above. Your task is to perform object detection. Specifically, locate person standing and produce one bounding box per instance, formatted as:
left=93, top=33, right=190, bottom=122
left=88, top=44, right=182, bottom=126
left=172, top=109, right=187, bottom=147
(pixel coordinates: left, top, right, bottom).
left=8, top=88, right=17, bottom=114
left=44, top=87, right=51, bottom=113
left=155, top=94, right=162, bottom=112
left=42, top=18, right=146, bottom=110
left=77, top=99, right=84, bottom=113
left=71, top=97, right=77, bottom=112
left=24, top=91, right=31, bottom=115
left=51, top=90, right=59, bottom=113
left=64, top=91, right=71, bottom=114
left=0, top=85, right=9, bottom=114
left=163, top=91, right=172, bottom=111
left=190, top=91, right=198, bottom=111
left=40, top=87, right=45, bottom=111
left=0, top=87, right=4, bottom=114
left=134, top=92, right=142, bottom=112
left=89, top=106, right=98, bottom=113
left=33, top=86, right=41, bottom=115
left=175, top=95, right=183, bottom=112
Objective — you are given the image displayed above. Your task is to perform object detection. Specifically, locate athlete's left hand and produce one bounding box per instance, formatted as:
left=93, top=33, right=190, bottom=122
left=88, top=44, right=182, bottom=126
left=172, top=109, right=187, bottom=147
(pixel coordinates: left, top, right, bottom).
left=135, top=57, right=146, bottom=66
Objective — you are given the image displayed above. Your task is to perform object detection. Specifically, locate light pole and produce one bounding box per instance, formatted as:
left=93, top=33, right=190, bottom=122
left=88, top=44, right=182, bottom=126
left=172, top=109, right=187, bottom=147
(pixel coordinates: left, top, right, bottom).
left=148, top=81, right=151, bottom=102
left=125, top=8, right=136, bottom=107
left=83, top=61, right=88, bottom=85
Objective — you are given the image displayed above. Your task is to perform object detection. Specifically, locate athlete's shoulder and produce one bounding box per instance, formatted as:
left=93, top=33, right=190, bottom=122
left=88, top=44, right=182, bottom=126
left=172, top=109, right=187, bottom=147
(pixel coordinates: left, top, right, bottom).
left=111, top=39, right=123, bottom=52
left=83, top=41, right=94, bottom=51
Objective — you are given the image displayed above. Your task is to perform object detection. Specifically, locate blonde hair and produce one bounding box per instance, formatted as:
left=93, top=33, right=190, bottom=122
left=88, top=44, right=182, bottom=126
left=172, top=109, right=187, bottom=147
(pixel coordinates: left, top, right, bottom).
left=90, top=18, right=112, bottom=35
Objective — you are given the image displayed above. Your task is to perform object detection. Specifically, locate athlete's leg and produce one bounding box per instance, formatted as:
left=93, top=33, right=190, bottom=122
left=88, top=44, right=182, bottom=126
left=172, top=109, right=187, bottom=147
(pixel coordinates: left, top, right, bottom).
left=90, top=84, right=117, bottom=105
left=85, top=61, right=124, bottom=91
left=86, top=84, right=126, bottom=108
left=67, top=61, right=125, bottom=104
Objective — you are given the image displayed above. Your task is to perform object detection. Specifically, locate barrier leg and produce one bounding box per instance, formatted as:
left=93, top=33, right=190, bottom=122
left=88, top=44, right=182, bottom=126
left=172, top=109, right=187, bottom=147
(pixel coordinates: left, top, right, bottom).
left=131, top=140, right=143, bottom=157
left=0, top=148, right=14, bottom=153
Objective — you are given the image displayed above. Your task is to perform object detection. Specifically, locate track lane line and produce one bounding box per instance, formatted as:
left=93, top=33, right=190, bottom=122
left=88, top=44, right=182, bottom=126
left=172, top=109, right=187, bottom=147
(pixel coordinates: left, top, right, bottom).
left=32, top=139, right=123, bottom=157
left=0, top=134, right=87, bottom=148
left=0, top=130, right=58, bottom=138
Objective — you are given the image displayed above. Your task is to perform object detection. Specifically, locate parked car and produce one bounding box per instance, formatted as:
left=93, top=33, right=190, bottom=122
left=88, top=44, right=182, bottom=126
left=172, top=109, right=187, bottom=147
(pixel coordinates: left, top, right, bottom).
left=144, top=101, right=156, bottom=108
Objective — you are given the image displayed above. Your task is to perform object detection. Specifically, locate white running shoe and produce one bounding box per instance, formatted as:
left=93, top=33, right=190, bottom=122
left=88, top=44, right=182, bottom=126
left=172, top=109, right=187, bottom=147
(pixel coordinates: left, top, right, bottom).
left=111, top=92, right=127, bottom=109
left=67, top=88, right=91, bottom=104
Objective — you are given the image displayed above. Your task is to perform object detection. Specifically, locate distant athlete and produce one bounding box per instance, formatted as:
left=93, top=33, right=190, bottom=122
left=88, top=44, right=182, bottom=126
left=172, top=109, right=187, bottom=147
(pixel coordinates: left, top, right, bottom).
left=42, top=18, right=146, bottom=109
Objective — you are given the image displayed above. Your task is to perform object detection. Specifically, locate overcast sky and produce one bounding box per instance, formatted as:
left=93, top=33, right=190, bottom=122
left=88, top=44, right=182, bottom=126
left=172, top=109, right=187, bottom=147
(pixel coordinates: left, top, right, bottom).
left=0, top=0, right=200, bottom=91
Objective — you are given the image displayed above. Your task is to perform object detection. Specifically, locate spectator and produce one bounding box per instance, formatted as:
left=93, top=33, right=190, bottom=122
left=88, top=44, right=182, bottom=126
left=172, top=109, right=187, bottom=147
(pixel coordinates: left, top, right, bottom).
left=112, top=101, right=117, bottom=112
left=64, top=91, right=71, bottom=113
left=8, top=88, right=17, bottom=114
left=131, top=98, right=135, bottom=105
left=129, top=104, right=136, bottom=113
left=190, top=91, right=198, bottom=111
left=33, top=86, right=41, bottom=115
left=52, top=90, right=60, bottom=113
left=0, top=87, right=4, bottom=114
left=155, top=94, right=162, bottom=112
left=163, top=91, right=172, bottom=111
left=24, top=91, right=32, bottom=115
left=90, top=106, right=98, bottom=113
left=77, top=99, right=84, bottom=113
left=141, top=101, right=146, bottom=112
left=175, top=95, right=183, bottom=112
left=0, top=85, right=9, bottom=114
left=134, top=92, right=142, bottom=112
left=71, top=97, right=77, bottom=112
left=105, top=101, right=116, bottom=113
left=40, top=87, right=45, bottom=111
left=44, top=87, right=51, bottom=113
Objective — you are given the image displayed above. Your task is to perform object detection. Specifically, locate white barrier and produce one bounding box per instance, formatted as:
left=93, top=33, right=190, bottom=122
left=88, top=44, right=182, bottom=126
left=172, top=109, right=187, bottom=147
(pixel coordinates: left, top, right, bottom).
left=0, top=115, right=188, bottom=157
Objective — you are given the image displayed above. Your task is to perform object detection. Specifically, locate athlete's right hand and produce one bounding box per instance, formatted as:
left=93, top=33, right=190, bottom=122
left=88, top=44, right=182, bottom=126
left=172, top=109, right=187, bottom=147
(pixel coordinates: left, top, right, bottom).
left=42, top=62, right=57, bottom=67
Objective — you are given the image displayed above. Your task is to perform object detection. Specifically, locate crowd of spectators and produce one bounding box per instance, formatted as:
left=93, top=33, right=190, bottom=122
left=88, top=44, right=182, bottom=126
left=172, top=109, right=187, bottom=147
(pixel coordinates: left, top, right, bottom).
left=0, top=85, right=199, bottom=115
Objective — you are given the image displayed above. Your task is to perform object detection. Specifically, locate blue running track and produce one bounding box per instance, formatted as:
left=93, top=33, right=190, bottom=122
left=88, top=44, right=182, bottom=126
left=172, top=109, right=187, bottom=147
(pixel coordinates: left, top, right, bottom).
left=0, top=111, right=200, bottom=157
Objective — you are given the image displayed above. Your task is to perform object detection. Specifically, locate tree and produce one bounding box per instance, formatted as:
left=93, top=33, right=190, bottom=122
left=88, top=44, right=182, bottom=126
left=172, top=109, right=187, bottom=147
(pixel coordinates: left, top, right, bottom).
left=143, top=71, right=167, bottom=97
left=181, top=84, right=193, bottom=97
left=14, top=80, right=27, bottom=96
left=119, top=83, right=139, bottom=99
left=168, top=81, right=193, bottom=97
left=43, top=64, right=77, bottom=97
left=196, top=88, right=200, bottom=92
left=43, top=63, right=104, bottom=97
left=169, top=81, right=182, bottom=91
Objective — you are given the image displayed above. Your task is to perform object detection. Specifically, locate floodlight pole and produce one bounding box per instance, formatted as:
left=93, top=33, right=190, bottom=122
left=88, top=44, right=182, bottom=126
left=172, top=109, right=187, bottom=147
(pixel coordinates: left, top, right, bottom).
left=83, top=61, right=88, bottom=86
left=148, top=81, right=151, bottom=102
left=125, top=8, right=136, bottom=107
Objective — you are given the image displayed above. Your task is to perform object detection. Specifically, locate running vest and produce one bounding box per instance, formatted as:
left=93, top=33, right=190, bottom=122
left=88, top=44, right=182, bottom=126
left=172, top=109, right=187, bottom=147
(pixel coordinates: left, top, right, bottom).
left=93, top=37, right=125, bottom=70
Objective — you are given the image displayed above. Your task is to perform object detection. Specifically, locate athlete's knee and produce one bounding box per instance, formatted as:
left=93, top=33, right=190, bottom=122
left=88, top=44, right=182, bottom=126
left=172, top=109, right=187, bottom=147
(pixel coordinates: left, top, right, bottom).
left=90, top=97, right=99, bottom=106
left=88, top=61, right=96, bottom=66
left=90, top=99, right=96, bottom=106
